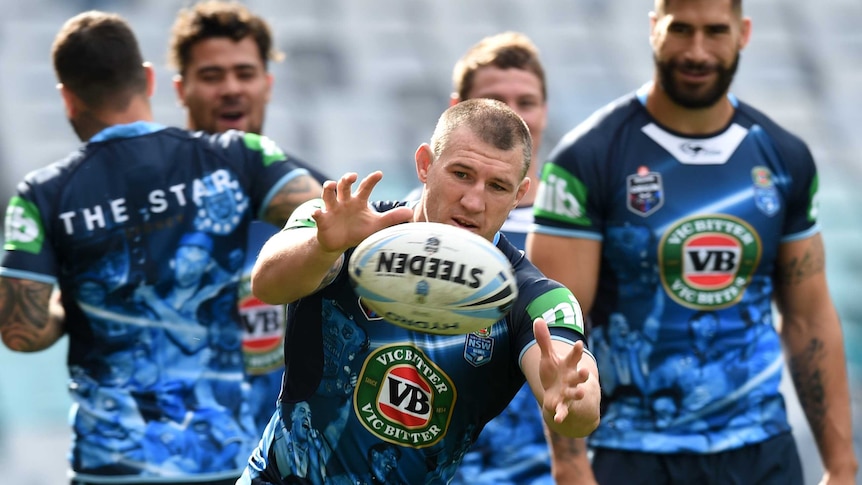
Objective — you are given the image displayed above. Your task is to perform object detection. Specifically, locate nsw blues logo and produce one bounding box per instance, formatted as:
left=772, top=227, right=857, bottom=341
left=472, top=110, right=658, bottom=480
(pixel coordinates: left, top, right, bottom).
left=193, top=169, right=249, bottom=235
left=752, top=166, right=780, bottom=216
left=627, top=166, right=664, bottom=217
left=463, top=328, right=494, bottom=367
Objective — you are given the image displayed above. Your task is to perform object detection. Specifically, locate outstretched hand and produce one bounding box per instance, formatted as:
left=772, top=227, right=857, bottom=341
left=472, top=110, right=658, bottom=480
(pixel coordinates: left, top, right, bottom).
left=534, top=317, right=593, bottom=424
left=312, top=172, right=413, bottom=253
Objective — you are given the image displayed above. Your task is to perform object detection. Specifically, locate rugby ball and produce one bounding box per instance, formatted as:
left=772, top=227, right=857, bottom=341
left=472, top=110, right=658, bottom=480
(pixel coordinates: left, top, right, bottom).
left=348, top=222, right=518, bottom=335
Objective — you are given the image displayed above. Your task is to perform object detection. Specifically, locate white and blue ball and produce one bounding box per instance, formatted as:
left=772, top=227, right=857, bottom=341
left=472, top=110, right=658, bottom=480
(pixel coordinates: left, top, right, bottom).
left=348, top=222, right=518, bottom=335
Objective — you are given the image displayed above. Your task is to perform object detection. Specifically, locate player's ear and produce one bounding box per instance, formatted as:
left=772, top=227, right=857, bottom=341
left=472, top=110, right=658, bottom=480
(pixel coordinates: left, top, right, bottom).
left=264, top=72, right=274, bottom=103
left=415, top=143, right=433, bottom=183
left=143, top=62, right=156, bottom=98
left=739, top=16, right=752, bottom=51
left=172, top=74, right=186, bottom=107
left=449, top=93, right=460, bottom=107
left=57, top=83, right=77, bottom=118
left=515, top=177, right=530, bottom=208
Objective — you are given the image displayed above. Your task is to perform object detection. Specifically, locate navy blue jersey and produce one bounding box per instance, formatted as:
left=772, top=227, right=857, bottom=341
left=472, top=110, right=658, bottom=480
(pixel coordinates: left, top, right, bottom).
left=1, top=122, right=315, bottom=482
left=531, top=85, right=819, bottom=453
left=240, top=200, right=587, bottom=485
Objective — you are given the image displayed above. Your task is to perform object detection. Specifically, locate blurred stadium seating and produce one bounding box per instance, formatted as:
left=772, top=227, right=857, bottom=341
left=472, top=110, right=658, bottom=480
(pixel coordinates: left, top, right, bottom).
left=0, top=0, right=859, bottom=483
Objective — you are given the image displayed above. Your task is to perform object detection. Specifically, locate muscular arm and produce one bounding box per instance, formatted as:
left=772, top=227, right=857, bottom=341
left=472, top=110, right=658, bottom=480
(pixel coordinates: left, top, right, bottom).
left=774, top=234, right=858, bottom=483
left=261, top=173, right=324, bottom=228
left=252, top=173, right=413, bottom=305
left=0, top=277, right=65, bottom=352
left=526, top=233, right=602, bottom=483
left=251, top=227, right=345, bottom=305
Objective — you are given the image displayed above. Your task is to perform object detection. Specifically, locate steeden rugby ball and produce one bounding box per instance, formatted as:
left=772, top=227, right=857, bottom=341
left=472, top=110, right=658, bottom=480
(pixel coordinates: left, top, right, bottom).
left=348, top=222, right=518, bottom=335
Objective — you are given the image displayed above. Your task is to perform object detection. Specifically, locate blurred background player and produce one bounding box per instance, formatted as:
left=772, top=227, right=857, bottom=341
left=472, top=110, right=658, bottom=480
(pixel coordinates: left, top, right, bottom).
left=168, top=0, right=330, bottom=432
left=0, top=10, right=323, bottom=485
left=528, top=0, right=858, bottom=483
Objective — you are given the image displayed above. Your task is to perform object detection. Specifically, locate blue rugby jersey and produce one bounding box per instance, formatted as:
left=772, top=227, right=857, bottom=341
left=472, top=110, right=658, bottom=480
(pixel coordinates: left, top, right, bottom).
left=1, top=123, right=316, bottom=482
left=531, top=84, right=820, bottom=453
left=240, top=200, right=588, bottom=485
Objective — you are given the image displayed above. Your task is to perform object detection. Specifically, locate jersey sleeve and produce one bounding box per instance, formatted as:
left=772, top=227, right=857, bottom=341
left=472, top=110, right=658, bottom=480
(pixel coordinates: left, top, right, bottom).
left=226, top=132, right=317, bottom=220
left=739, top=103, right=821, bottom=241
left=775, top=137, right=820, bottom=240
left=503, top=244, right=587, bottom=364
left=1, top=174, right=61, bottom=284
left=281, top=198, right=325, bottom=231
left=531, top=125, right=609, bottom=241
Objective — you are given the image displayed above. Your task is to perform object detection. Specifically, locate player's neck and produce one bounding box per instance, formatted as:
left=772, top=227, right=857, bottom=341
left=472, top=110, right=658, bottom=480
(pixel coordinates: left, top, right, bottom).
left=645, top=83, right=735, bottom=136
left=100, top=96, right=155, bottom=130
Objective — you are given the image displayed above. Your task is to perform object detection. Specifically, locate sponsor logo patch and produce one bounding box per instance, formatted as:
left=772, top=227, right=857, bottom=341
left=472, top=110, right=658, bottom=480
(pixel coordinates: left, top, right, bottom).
left=239, top=295, right=285, bottom=374
left=659, top=215, right=761, bottom=309
left=355, top=344, right=455, bottom=447
left=3, top=196, right=44, bottom=254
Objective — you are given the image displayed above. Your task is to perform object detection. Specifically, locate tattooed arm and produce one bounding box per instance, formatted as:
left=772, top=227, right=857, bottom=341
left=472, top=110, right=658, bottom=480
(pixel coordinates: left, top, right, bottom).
left=774, top=233, right=858, bottom=484
left=0, top=277, right=65, bottom=352
left=261, top=173, right=324, bottom=228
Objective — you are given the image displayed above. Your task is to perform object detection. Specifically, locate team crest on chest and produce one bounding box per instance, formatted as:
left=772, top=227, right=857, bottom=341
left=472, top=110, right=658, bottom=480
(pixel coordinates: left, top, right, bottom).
left=463, top=327, right=494, bottom=367
left=659, top=215, right=762, bottom=310
left=627, top=166, right=664, bottom=217
left=752, top=166, right=780, bottom=216
left=354, top=344, right=455, bottom=447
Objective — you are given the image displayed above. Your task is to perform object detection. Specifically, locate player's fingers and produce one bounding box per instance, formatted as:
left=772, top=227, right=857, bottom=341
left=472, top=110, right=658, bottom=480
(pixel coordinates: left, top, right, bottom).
left=533, top=317, right=553, bottom=359
left=554, top=400, right=570, bottom=424
left=336, top=173, right=358, bottom=202
left=355, top=171, right=383, bottom=200
left=564, top=340, right=585, bottom=369
left=379, top=207, right=414, bottom=229
left=320, top=180, right=338, bottom=209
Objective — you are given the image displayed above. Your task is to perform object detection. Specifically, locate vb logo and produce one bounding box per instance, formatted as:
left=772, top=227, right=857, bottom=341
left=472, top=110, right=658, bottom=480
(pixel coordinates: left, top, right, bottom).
left=660, top=215, right=761, bottom=309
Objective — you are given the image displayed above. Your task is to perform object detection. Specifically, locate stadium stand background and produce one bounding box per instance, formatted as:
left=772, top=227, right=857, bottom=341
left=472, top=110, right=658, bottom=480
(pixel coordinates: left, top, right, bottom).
left=0, top=0, right=859, bottom=482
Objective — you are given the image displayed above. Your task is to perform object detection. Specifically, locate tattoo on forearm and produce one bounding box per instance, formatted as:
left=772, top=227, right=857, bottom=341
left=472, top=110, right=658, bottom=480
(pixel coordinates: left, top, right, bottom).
left=266, top=175, right=320, bottom=223
left=314, top=257, right=344, bottom=293
left=0, top=279, right=52, bottom=350
left=549, top=432, right=587, bottom=458
left=776, top=237, right=825, bottom=286
left=789, top=338, right=827, bottom=442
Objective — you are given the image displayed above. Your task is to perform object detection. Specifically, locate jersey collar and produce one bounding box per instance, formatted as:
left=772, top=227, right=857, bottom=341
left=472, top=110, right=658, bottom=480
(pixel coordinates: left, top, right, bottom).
left=89, top=121, right=166, bottom=143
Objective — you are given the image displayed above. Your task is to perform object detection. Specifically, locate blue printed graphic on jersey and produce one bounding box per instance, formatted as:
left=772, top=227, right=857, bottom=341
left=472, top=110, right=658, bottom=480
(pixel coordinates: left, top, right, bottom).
left=532, top=91, right=819, bottom=453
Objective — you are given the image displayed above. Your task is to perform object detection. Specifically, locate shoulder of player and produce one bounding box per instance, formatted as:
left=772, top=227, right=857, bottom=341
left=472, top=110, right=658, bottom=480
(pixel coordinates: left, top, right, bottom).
left=735, top=100, right=813, bottom=156
left=549, top=91, right=643, bottom=163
